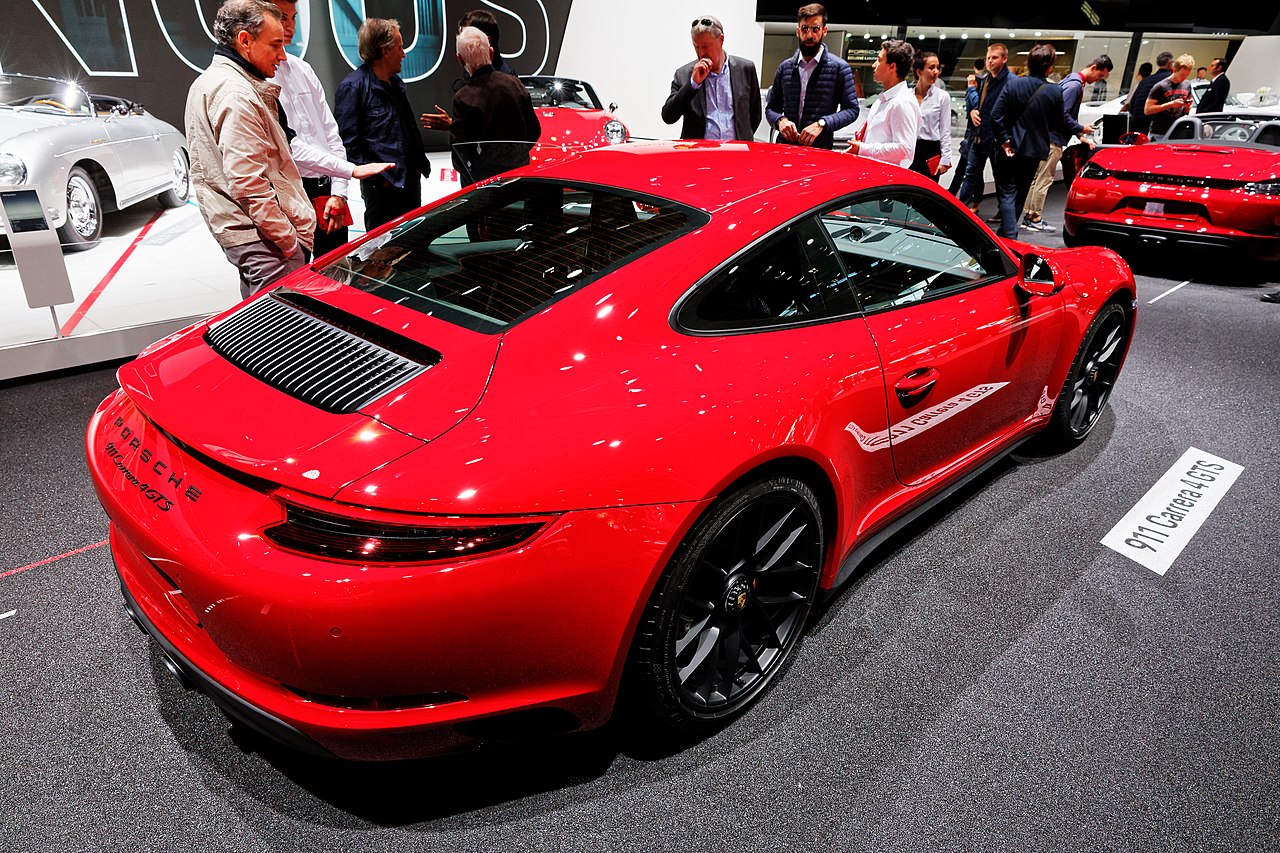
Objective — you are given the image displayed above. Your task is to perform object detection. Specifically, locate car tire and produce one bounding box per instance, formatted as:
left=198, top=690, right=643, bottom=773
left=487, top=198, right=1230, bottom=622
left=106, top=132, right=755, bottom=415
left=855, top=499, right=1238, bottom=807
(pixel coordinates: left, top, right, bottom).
left=157, top=149, right=191, bottom=208
left=57, top=166, right=102, bottom=251
left=1061, top=225, right=1079, bottom=247
left=1039, top=300, right=1129, bottom=451
left=627, top=476, right=824, bottom=733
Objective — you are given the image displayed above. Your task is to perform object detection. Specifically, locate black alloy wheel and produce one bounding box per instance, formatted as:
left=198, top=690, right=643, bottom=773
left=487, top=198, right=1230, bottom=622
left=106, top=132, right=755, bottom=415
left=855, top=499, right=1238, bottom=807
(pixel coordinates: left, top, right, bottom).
left=630, top=476, right=824, bottom=731
left=1042, top=300, right=1129, bottom=449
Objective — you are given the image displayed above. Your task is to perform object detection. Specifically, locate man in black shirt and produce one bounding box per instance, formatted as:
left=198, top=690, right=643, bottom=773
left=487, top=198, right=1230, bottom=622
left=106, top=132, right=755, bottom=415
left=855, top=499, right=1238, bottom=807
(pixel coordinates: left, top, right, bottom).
left=1127, top=51, right=1172, bottom=135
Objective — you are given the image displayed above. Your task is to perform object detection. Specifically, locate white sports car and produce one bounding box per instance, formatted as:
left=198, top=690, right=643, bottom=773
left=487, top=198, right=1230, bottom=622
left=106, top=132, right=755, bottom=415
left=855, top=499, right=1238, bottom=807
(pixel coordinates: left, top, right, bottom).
left=0, top=73, right=189, bottom=250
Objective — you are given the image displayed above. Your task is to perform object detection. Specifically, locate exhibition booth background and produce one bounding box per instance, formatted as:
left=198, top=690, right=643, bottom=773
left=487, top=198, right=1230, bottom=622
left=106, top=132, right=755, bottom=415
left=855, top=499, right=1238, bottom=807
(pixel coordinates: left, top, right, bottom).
left=1, top=0, right=1276, bottom=380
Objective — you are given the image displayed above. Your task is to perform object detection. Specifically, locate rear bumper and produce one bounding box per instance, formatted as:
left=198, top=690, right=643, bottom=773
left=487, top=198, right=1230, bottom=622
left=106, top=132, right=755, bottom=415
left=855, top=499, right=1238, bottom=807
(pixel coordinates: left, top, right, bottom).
left=88, top=388, right=703, bottom=761
left=1064, top=212, right=1280, bottom=261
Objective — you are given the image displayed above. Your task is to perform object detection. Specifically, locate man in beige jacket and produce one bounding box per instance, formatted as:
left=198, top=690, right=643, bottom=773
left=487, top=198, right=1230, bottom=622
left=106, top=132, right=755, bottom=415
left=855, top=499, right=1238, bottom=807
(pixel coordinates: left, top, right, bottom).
left=185, top=0, right=316, bottom=299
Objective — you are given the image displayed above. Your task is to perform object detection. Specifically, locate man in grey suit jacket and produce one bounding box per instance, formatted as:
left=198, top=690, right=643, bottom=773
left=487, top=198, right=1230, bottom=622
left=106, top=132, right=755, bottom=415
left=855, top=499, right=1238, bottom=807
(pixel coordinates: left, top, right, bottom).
left=661, top=16, right=762, bottom=141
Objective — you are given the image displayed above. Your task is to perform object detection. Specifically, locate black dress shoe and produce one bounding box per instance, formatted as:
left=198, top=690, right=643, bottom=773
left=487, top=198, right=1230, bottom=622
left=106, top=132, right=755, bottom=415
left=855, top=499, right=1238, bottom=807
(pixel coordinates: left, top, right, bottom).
left=1261, top=291, right=1280, bottom=303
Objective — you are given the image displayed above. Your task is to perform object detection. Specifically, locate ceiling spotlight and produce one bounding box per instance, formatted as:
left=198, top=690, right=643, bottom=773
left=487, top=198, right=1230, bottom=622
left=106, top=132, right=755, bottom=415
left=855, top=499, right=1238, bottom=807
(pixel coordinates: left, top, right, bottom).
left=961, top=33, right=968, bottom=39
left=1009, top=32, right=1016, bottom=37
left=984, top=32, right=991, bottom=38
left=1035, top=31, right=1042, bottom=37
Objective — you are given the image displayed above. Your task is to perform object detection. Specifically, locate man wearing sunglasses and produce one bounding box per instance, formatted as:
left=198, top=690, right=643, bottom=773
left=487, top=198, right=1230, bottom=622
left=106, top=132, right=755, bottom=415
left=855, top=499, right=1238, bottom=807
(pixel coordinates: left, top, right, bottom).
left=764, top=3, right=858, bottom=149
left=662, top=16, right=762, bottom=142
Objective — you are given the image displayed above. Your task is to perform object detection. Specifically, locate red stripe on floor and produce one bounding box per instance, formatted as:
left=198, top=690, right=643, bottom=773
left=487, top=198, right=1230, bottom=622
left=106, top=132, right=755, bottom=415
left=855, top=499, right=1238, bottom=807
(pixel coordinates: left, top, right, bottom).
left=1, top=540, right=109, bottom=580
left=59, top=209, right=166, bottom=337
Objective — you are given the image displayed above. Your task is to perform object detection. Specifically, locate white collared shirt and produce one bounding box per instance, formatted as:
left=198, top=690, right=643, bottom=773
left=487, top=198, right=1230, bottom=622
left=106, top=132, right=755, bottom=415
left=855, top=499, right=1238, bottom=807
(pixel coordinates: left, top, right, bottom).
left=916, top=83, right=954, bottom=167
left=857, top=81, right=921, bottom=168
left=275, top=54, right=353, bottom=197
left=798, top=45, right=826, bottom=119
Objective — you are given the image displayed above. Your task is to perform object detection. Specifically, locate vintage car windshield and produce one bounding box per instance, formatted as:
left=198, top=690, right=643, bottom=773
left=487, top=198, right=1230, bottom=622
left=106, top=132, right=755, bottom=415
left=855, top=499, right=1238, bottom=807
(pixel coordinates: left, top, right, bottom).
left=522, top=77, right=601, bottom=110
left=318, top=178, right=707, bottom=333
left=0, top=74, right=91, bottom=116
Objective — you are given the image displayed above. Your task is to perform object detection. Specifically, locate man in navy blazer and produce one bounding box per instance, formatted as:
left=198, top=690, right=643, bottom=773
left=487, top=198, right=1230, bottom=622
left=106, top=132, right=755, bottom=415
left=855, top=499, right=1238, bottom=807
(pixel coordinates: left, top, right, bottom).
left=990, top=43, right=1068, bottom=238
left=662, top=16, right=762, bottom=141
left=764, top=3, right=858, bottom=149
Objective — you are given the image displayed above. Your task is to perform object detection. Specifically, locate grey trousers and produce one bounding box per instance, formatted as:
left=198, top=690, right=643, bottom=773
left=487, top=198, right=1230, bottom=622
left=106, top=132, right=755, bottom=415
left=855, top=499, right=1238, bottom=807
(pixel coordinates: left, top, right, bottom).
left=224, top=240, right=307, bottom=300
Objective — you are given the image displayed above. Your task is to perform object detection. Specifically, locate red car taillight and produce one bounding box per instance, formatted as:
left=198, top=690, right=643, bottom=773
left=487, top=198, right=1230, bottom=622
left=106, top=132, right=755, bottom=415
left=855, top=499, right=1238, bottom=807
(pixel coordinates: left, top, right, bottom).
left=263, top=500, right=557, bottom=564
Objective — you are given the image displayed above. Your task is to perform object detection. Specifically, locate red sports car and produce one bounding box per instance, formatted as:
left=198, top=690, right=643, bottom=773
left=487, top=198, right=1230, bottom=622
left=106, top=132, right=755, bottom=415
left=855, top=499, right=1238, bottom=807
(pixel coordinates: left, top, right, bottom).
left=86, top=142, right=1135, bottom=761
left=1064, top=112, right=1280, bottom=261
left=522, top=75, right=627, bottom=157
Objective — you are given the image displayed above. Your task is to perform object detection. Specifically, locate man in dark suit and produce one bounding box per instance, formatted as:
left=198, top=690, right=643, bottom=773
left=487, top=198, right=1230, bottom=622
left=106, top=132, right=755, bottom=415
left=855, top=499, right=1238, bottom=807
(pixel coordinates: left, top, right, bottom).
left=1196, top=58, right=1230, bottom=114
left=661, top=16, right=762, bottom=141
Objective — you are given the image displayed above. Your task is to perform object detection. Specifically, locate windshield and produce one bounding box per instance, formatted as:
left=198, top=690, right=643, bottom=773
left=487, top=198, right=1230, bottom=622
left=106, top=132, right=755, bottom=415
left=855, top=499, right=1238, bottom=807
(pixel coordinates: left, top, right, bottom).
left=523, top=78, right=601, bottom=110
left=0, top=74, right=91, bottom=116
left=318, top=178, right=707, bottom=333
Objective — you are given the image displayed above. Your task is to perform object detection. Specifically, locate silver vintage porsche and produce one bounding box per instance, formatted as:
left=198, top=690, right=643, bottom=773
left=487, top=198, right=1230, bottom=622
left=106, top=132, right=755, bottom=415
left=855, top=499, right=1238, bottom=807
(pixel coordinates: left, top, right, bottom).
left=0, top=73, right=190, bottom=250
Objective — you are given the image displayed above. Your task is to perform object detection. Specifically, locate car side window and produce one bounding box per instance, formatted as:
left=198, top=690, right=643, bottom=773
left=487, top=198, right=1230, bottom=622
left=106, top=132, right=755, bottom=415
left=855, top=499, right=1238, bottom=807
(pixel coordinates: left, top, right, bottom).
left=678, top=216, right=854, bottom=332
left=820, top=191, right=1006, bottom=312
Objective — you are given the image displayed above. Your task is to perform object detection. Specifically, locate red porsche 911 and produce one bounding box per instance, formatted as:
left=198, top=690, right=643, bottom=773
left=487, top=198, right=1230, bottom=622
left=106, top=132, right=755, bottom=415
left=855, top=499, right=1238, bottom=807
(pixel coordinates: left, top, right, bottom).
left=86, top=141, right=1136, bottom=761
left=1064, top=112, right=1280, bottom=261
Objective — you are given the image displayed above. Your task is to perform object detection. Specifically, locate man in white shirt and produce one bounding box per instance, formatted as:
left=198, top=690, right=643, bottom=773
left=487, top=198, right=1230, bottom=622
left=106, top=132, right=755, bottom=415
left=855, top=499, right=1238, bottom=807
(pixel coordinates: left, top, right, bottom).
left=846, top=40, right=920, bottom=168
left=271, top=0, right=392, bottom=256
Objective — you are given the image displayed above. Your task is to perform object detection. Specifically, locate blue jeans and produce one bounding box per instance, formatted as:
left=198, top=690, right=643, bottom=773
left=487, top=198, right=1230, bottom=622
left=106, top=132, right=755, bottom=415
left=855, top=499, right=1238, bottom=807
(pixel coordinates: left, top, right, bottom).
left=957, top=138, right=992, bottom=209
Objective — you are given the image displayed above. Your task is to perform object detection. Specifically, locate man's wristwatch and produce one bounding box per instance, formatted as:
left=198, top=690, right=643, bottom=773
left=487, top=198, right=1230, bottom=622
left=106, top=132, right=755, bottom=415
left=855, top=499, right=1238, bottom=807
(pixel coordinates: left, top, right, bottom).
left=817, top=118, right=827, bottom=128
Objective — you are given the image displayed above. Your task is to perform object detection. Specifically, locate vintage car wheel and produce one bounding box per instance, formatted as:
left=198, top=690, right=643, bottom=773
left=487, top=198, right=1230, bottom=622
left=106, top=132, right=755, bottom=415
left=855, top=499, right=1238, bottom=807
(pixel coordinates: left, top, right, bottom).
left=629, top=476, right=824, bottom=731
left=1041, top=301, right=1129, bottom=450
left=158, top=149, right=191, bottom=208
left=57, top=167, right=102, bottom=250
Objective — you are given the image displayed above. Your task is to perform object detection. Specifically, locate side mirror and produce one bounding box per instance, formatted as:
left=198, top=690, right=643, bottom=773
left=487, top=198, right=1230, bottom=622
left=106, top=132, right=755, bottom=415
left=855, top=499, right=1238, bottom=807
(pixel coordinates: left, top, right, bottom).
left=1017, top=252, right=1060, bottom=297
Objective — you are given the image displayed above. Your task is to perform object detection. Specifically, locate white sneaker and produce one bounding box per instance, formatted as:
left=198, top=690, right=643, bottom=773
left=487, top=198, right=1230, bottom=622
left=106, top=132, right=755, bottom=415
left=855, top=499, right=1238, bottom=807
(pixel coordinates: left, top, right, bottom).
left=1021, top=218, right=1053, bottom=232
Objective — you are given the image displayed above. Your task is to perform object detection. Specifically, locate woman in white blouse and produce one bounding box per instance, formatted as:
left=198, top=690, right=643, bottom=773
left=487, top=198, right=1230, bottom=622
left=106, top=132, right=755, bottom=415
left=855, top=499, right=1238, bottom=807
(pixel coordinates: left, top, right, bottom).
left=909, top=51, right=954, bottom=182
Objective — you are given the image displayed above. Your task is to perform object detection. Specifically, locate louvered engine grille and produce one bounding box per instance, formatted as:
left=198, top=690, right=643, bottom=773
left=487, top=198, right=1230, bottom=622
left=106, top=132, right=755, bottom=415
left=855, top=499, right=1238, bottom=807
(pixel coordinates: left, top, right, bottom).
left=1111, top=171, right=1245, bottom=191
left=206, top=291, right=436, bottom=414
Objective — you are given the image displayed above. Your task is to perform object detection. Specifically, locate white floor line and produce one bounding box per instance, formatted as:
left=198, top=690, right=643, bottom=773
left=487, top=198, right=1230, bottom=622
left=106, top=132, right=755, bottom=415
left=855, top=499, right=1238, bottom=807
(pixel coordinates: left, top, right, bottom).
left=0, top=609, right=16, bottom=620
left=1149, top=280, right=1191, bottom=304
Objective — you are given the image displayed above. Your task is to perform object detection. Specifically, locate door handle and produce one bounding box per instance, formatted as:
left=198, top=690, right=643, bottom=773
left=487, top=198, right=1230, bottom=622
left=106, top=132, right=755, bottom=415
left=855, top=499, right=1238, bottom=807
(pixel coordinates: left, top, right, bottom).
left=895, top=367, right=940, bottom=402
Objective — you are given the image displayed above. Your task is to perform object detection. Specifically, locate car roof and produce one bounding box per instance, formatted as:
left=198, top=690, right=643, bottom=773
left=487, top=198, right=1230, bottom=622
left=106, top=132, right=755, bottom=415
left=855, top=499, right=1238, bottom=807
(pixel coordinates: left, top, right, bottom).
left=521, top=140, right=920, bottom=216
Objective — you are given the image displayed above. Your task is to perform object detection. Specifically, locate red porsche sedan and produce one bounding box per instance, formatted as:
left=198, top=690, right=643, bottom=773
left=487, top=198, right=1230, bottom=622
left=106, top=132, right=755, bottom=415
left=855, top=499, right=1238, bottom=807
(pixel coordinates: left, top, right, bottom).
left=86, top=141, right=1136, bottom=761
left=1064, top=112, right=1280, bottom=261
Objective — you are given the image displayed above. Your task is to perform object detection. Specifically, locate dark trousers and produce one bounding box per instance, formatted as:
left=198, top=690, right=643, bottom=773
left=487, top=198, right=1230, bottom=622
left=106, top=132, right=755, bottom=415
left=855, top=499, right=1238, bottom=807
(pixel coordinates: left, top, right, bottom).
left=302, top=176, right=348, bottom=258
left=361, top=173, right=422, bottom=232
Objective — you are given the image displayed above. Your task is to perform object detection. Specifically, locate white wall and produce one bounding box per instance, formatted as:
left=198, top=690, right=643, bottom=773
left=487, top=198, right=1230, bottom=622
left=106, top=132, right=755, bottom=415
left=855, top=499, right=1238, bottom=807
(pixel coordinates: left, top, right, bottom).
left=555, top=1, right=765, bottom=140
left=1225, top=36, right=1280, bottom=101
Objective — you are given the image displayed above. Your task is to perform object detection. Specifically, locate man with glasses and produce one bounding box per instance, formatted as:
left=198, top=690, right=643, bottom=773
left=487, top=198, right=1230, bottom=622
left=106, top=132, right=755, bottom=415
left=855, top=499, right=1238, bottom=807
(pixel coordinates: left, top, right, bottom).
left=662, top=16, right=762, bottom=141
left=764, top=3, right=858, bottom=149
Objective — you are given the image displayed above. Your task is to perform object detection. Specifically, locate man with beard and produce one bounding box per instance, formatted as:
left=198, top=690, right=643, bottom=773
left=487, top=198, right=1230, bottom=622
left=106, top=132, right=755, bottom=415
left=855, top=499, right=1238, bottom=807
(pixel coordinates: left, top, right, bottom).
left=764, top=3, right=858, bottom=149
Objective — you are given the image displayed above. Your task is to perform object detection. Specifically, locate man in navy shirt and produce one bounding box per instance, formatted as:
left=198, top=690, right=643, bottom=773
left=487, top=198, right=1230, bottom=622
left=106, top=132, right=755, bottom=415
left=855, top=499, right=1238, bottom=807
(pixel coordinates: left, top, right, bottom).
left=334, top=18, right=431, bottom=231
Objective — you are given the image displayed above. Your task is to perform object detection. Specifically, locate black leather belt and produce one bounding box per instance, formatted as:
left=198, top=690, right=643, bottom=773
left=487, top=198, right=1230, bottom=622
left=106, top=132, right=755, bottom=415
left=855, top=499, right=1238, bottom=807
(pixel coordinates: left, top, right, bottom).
left=301, top=176, right=331, bottom=198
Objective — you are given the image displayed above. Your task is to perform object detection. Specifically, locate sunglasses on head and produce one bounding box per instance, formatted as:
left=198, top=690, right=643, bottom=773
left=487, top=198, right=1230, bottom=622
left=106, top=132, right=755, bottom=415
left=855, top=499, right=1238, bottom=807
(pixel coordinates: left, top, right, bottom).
left=692, top=18, right=717, bottom=27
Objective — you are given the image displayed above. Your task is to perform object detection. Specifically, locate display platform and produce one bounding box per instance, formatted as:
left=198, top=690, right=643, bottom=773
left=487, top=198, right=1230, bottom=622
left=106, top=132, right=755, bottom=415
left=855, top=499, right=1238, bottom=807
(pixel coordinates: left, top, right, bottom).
left=0, top=156, right=463, bottom=380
